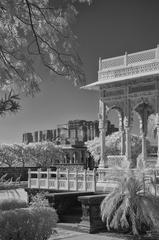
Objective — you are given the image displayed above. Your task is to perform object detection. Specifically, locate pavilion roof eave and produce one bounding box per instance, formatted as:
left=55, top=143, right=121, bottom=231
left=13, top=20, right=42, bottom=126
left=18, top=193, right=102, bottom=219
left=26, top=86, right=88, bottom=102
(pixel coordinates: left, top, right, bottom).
left=81, top=70, right=159, bottom=91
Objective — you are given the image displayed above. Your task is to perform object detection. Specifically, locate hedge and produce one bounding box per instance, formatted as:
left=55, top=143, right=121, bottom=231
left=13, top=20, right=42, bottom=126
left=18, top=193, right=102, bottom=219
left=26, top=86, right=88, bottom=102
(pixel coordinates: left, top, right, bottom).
left=0, top=199, right=27, bottom=211
left=0, top=207, right=58, bottom=240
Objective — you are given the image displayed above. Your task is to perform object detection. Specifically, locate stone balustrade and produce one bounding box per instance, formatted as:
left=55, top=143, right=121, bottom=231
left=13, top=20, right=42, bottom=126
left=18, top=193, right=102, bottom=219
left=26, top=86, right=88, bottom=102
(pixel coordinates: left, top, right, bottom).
left=28, top=168, right=96, bottom=192
left=107, top=155, right=129, bottom=168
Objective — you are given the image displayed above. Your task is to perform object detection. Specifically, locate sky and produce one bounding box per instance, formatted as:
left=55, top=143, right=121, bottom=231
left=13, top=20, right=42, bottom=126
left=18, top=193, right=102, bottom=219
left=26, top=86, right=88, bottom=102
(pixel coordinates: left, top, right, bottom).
left=0, top=0, right=159, bottom=144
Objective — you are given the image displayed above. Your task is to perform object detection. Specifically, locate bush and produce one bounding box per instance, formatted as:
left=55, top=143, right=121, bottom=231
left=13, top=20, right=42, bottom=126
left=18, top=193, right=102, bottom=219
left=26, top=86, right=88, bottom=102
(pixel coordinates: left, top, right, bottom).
left=101, top=173, right=159, bottom=236
left=0, top=198, right=27, bottom=211
left=29, top=192, right=49, bottom=208
left=0, top=207, right=58, bottom=240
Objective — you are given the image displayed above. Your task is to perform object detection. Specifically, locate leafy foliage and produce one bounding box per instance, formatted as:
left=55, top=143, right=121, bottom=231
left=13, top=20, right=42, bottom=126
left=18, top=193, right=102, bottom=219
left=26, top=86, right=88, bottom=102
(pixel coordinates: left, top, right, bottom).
left=101, top=173, right=159, bottom=236
left=0, top=0, right=91, bottom=97
left=86, top=131, right=151, bottom=165
left=0, top=141, right=64, bottom=167
left=0, top=0, right=92, bottom=117
left=25, top=141, right=64, bottom=167
left=0, top=207, right=58, bottom=240
left=0, top=198, right=27, bottom=211
left=0, top=144, right=18, bottom=167
left=29, top=192, right=49, bottom=208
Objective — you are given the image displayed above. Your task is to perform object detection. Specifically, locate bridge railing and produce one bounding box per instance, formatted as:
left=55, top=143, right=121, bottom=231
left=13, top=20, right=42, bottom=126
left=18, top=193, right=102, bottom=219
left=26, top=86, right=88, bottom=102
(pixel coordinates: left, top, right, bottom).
left=28, top=168, right=96, bottom=192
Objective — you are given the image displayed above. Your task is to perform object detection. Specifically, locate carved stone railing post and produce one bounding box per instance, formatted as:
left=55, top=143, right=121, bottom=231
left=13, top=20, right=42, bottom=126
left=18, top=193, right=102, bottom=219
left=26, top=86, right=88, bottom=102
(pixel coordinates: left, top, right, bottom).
left=124, top=51, right=128, bottom=66
left=28, top=168, right=31, bottom=188
left=155, top=44, right=159, bottom=59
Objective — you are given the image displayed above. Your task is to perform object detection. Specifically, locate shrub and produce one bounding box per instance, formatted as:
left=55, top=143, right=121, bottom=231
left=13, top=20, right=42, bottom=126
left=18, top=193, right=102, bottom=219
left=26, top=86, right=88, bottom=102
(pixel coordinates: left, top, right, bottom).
left=86, top=132, right=151, bottom=167
left=0, top=207, right=58, bottom=240
left=0, top=198, right=27, bottom=211
left=29, top=192, right=49, bottom=208
left=101, top=173, right=159, bottom=236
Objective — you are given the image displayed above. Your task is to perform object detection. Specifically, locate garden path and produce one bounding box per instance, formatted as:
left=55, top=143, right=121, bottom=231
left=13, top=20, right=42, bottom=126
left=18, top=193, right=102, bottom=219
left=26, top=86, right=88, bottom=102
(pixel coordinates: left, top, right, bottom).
left=51, top=228, right=128, bottom=240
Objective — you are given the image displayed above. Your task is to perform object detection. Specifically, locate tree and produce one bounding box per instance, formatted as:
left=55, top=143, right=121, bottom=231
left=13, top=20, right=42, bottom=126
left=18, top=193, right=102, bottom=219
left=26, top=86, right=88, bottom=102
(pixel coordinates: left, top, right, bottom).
left=0, top=91, right=20, bottom=116
left=0, top=0, right=91, bottom=91
left=86, top=132, right=151, bottom=167
left=0, top=0, right=91, bottom=115
left=0, top=144, right=18, bottom=167
left=9, top=143, right=30, bottom=167
left=101, top=173, right=159, bottom=236
left=24, top=142, right=64, bottom=167
left=0, top=142, right=64, bottom=167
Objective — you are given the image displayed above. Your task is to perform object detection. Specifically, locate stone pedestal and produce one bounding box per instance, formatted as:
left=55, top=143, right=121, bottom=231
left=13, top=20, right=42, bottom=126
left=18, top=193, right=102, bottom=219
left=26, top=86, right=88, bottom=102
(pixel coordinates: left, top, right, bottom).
left=78, top=194, right=107, bottom=233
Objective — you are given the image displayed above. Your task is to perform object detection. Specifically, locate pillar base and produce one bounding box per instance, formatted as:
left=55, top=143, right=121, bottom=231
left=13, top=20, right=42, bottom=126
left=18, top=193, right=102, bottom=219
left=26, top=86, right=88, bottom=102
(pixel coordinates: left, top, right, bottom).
left=98, top=163, right=108, bottom=169
left=97, top=167, right=108, bottom=182
left=98, top=154, right=108, bottom=169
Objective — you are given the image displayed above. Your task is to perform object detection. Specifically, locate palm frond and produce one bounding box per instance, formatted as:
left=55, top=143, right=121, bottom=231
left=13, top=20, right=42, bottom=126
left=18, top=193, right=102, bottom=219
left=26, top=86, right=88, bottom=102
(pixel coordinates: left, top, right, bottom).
left=100, top=173, right=159, bottom=235
left=128, top=197, right=139, bottom=235
left=100, top=189, right=121, bottom=221
left=120, top=197, right=131, bottom=229
left=111, top=197, right=129, bottom=231
left=136, top=197, right=152, bottom=233
left=140, top=197, right=159, bottom=230
left=101, top=190, right=124, bottom=230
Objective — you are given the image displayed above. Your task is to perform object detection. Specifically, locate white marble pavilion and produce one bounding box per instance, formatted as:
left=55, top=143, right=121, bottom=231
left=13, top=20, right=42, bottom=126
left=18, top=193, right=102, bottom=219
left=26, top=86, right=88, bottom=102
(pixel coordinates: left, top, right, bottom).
left=83, top=45, right=159, bottom=169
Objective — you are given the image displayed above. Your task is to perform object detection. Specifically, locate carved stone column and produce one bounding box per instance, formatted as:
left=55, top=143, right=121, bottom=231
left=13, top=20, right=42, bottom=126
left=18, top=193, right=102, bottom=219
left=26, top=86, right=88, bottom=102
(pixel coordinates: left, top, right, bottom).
left=156, top=86, right=159, bottom=167
left=119, top=116, right=125, bottom=155
left=139, top=118, right=147, bottom=168
left=98, top=100, right=107, bottom=168
left=156, top=113, right=159, bottom=167
left=69, top=151, right=73, bottom=164
left=124, top=117, right=131, bottom=166
left=135, top=101, right=153, bottom=168
left=141, top=133, right=147, bottom=166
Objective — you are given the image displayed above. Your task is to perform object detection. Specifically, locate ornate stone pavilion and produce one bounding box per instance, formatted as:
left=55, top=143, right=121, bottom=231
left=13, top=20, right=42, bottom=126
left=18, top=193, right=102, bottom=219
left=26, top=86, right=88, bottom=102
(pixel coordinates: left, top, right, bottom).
left=83, top=45, right=159, bottom=169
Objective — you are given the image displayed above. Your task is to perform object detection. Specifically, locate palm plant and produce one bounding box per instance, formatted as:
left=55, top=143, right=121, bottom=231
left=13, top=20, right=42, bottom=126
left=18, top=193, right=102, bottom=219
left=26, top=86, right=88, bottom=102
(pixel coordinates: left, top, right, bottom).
left=100, top=173, right=159, bottom=236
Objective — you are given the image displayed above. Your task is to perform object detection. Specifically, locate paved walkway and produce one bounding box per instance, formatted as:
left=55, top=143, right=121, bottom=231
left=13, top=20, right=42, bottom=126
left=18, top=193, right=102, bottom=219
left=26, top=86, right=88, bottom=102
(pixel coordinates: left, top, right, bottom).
left=50, top=228, right=128, bottom=240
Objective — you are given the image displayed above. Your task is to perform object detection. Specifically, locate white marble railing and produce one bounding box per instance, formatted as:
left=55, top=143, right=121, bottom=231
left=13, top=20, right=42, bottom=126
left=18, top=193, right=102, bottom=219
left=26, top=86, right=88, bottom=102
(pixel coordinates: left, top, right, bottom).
left=107, top=155, right=129, bottom=168
left=28, top=168, right=96, bottom=192
left=97, top=167, right=159, bottom=195
left=101, top=48, right=157, bottom=71
left=98, top=46, right=159, bottom=82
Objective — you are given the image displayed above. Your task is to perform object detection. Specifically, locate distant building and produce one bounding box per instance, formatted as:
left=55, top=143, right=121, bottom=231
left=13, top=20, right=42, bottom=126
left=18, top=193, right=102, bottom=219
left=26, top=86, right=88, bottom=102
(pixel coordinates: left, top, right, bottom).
left=22, top=119, right=118, bottom=169
left=22, top=119, right=118, bottom=145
